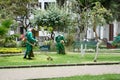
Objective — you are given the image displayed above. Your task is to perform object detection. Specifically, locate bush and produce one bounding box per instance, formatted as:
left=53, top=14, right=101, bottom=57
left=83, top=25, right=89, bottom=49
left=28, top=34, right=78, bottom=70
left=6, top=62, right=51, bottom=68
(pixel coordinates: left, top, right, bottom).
left=66, top=34, right=74, bottom=46
left=50, top=42, right=56, bottom=51
left=4, top=41, right=17, bottom=47
left=0, top=39, right=5, bottom=47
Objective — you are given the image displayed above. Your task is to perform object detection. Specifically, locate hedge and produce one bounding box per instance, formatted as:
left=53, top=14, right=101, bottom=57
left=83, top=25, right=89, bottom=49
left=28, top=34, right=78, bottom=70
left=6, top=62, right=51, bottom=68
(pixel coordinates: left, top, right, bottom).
left=0, top=48, right=22, bottom=53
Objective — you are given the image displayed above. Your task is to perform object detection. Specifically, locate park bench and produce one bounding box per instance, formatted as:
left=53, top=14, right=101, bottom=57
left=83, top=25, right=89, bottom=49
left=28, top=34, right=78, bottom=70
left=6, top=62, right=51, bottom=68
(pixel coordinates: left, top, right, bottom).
left=39, top=40, right=51, bottom=51
left=39, top=45, right=50, bottom=51
left=72, top=41, right=97, bottom=52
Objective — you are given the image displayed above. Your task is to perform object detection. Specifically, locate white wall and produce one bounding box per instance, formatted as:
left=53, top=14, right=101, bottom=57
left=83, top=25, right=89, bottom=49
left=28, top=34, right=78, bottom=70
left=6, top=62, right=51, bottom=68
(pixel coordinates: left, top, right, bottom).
left=113, top=20, right=118, bottom=37
left=38, top=0, right=56, bottom=2
left=117, top=22, right=120, bottom=34
left=38, top=0, right=56, bottom=10
left=104, top=24, right=109, bottom=40
left=86, top=24, right=109, bottom=40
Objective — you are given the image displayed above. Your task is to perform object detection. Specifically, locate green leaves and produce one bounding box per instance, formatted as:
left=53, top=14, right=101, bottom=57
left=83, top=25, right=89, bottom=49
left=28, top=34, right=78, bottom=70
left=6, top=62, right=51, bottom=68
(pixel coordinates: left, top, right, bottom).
left=1, top=19, right=13, bottom=28
left=0, top=19, right=13, bottom=37
left=0, top=27, right=7, bottom=36
left=32, top=4, right=70, bottom=31
left=0, top=0, right=37, bottom=20
left=91, top=2, right=112, bottom=25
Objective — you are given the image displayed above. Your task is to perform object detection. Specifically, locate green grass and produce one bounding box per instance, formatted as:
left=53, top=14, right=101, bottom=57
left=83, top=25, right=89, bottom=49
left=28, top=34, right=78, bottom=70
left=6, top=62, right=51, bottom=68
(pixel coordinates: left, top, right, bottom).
left=0, top=52, right=120, bottom=67
left=29, top=74, right=120, bottom=80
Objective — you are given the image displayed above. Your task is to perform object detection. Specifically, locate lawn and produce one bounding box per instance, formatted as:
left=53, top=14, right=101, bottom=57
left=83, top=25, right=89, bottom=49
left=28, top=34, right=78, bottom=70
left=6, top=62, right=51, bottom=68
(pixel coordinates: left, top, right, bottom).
left=0, top=51, right=120, bottom=67
left=31, top=74, right=120, bottom=80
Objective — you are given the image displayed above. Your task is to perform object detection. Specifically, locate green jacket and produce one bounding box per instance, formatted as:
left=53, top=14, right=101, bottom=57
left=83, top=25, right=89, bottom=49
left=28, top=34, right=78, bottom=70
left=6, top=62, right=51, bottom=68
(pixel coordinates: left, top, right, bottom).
left=55, top=35, right=65, bottom=43
left=26, top=30, right=36, bottom=44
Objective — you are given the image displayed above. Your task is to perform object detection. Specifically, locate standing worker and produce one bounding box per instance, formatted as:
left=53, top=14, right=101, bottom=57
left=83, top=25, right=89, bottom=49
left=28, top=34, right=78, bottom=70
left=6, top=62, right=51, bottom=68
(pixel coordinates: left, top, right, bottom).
left=23, top=28, right=38, bottom=59
left=55, top=34, right=65, bottom=54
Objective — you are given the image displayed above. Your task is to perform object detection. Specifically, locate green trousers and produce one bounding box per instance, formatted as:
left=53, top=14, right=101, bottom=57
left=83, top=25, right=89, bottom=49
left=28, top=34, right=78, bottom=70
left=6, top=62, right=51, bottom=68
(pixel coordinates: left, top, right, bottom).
left=26, top=43, right=33, bottom=58
left=56, top=42, right=65, bottom=54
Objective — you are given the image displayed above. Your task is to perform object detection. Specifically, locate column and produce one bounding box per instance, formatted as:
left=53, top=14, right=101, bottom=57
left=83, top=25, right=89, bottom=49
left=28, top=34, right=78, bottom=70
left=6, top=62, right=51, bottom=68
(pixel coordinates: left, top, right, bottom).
left=100, top=26, right=104, bottom=39
left=113, top=20, right=118, bottom=37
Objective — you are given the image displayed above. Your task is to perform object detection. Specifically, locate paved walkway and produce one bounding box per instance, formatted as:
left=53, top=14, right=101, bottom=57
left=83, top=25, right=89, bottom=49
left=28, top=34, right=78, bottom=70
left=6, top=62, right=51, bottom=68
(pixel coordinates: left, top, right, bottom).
left=0, top=64, right=120, bottom=80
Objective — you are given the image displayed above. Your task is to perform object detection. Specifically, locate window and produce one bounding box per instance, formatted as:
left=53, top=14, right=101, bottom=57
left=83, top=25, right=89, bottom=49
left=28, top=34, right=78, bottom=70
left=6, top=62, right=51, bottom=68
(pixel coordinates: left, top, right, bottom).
left=109, top=24, right=114, bottom=41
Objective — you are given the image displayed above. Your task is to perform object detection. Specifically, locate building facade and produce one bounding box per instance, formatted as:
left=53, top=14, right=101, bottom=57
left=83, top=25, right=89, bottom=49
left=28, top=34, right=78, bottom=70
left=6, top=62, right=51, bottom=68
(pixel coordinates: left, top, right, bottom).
left=38, top=0, right=56, bottom=10
left=86, top=20, right=120, bottom=41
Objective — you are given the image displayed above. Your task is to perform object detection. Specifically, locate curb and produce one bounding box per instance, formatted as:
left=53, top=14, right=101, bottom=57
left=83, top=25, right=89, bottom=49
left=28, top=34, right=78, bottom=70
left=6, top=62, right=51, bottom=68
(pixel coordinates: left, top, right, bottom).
left=0, top=62, right=120, bottom=69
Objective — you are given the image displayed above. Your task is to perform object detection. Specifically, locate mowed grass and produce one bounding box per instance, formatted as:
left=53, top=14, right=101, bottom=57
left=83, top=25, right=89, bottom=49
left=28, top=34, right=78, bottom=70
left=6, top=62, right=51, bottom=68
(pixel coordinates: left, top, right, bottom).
left=0, top=52, right=120, bottom=67
left=34, top=74, right=120, bottom=80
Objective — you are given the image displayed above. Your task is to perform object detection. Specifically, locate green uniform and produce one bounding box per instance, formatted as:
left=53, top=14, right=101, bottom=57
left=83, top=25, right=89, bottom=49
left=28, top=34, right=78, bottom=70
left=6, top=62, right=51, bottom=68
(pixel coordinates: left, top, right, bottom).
left=55, top=35, right=65, bottom=54
left=24, top=30, right=37, bottom=59
left=112, top=34, right=120, bottom=46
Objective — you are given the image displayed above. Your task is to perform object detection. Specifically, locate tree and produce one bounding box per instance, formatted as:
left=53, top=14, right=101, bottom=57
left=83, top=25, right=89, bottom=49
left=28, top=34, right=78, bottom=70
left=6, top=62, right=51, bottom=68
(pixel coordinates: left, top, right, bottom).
left=98, top=0, right=120, bottom=21
left=32, top=4, right=70, bottom=31
left=89, top=2, right=112, bottom=39
left=75, top=0, right=120, bottom=39
left=70, top=1, right=112, bottom=62
left=88, top=2, right=112, bottom=62
left=0, top=0, right=38, bottom=31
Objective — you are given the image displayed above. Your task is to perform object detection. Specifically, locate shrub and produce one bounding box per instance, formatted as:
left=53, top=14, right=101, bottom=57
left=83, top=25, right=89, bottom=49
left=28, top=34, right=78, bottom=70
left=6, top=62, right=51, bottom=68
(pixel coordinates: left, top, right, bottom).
left=0, top=48, right=22, bottom=53
left=4, top=41, right=17, bottom=47
left=0, top=39, right=5, bottom=47
left=66, top=34, right=74, bottom=46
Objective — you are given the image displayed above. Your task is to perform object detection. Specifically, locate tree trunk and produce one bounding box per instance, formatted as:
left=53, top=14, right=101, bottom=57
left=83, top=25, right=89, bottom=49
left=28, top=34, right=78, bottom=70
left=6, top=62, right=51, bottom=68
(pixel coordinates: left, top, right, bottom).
left=93, top=15, right=98, bottom=40
left=94, top=39, right=102, bottom=62
left=56, top=0, right=66, bottom=7
left=93, top=15, right=99, bottom=62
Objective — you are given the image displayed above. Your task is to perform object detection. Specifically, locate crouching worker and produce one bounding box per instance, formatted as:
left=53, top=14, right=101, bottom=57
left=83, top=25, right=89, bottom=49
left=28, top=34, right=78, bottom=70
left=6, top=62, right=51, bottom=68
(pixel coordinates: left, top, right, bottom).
left=23, top=28, right=38, bottom=60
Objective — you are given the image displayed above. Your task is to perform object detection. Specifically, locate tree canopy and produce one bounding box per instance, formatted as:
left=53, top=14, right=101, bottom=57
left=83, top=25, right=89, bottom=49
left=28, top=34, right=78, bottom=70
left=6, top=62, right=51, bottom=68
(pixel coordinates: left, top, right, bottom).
left=0, top=0, right=38, bottom=31
left=31, top=4, right=71, bottom=31
left=0, top=0, right=37, bottom=18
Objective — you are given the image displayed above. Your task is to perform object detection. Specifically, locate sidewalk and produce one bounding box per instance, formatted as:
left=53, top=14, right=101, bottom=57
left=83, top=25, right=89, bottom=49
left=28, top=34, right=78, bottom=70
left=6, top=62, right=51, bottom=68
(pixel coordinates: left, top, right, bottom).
left=0, top=64, right=120, bottom=80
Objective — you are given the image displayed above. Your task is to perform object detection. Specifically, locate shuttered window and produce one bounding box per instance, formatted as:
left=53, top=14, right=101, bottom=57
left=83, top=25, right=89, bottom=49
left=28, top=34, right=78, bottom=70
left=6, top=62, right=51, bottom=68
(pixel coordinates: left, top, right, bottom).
left=109, top=24, right=114, bottom=41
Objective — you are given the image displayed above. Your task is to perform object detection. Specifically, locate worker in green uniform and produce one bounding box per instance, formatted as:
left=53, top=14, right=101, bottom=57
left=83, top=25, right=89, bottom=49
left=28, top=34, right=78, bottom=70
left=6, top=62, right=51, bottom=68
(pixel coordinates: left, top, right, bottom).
left=112, top=33, right=120, bottom=47
left=55, top=34, right=65, bottom=54
left=23, top=28, right=38, bottom=59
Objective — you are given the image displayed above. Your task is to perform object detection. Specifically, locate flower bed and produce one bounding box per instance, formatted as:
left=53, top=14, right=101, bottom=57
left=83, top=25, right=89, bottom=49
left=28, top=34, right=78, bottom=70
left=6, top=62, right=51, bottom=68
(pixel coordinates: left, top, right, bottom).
left=0, top=48, right=22, bottom=53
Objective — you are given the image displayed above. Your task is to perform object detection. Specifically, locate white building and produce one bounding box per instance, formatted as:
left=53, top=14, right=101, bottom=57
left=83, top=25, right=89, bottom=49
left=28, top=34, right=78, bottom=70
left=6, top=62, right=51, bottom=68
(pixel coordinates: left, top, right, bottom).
left=86, top=20, right=120, bottom=41
left=38, top=0, right=56, bottom=10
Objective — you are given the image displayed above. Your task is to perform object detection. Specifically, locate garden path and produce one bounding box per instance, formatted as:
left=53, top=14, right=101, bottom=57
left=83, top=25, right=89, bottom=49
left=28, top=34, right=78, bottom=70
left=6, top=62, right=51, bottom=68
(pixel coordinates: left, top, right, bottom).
left=0, top=64, right=120, bottom=80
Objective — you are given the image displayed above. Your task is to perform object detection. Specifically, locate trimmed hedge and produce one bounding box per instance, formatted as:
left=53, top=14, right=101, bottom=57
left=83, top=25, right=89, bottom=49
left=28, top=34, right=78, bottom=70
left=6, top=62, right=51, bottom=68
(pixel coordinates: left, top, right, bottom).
left=0, top=48, right=22, bottom=53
